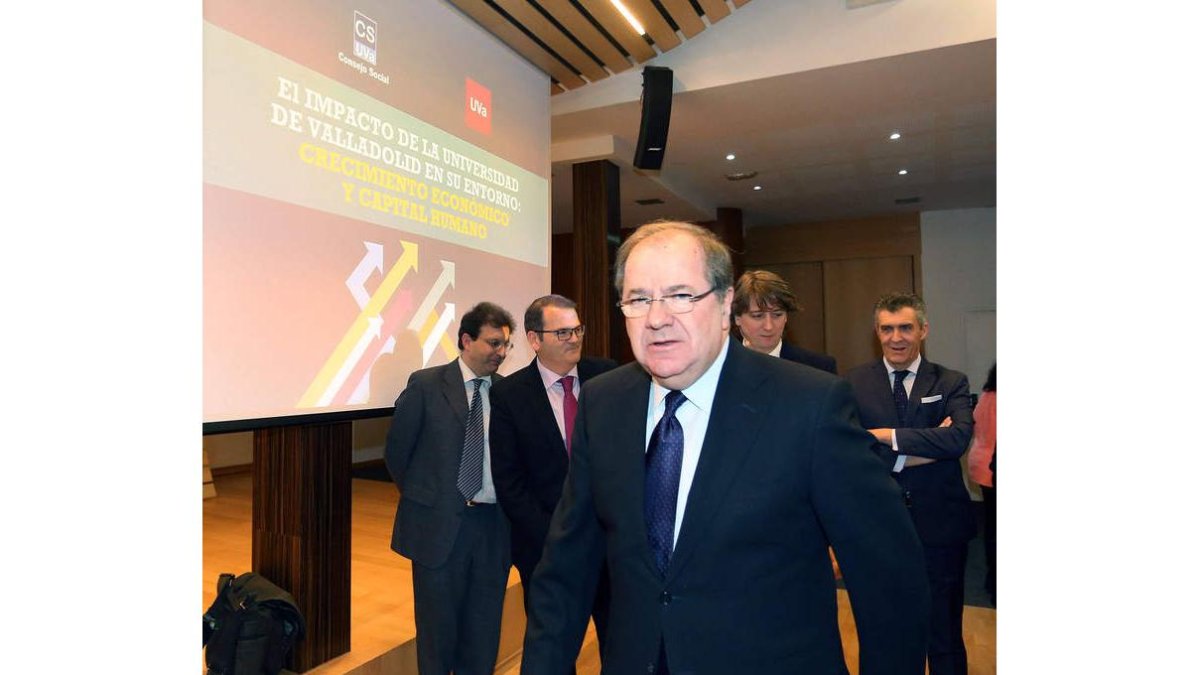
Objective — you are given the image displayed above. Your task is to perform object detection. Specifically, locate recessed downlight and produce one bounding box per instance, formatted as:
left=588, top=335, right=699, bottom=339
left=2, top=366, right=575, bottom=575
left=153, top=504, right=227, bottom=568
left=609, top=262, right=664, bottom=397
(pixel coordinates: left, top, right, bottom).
left=890, top=132, right=902, bottom=140
left=725, top=153, right=736, bottom=161
left=898, top=169, right=908, bottom=176
left=753, top=185, right=762, bottom=191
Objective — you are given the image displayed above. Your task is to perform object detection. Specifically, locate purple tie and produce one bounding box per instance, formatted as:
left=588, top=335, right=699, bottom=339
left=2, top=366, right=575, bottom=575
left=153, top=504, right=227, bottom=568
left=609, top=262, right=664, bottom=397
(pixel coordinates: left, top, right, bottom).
left=560, top=376, right=577, bottom=456
left=645, top=390, right=687, bottom=577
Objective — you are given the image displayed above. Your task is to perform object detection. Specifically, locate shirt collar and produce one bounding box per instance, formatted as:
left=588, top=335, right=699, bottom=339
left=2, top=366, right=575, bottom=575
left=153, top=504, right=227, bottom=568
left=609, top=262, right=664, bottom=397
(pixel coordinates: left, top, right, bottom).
left=536, top=357, right=578, bottom=391
left=653, top=336, right=730, bottom=415
left=740, top=337, right=783, bottom=358
left=458, top=357, right=492, bottom=386
left=883, top=353, right=922, bottom=378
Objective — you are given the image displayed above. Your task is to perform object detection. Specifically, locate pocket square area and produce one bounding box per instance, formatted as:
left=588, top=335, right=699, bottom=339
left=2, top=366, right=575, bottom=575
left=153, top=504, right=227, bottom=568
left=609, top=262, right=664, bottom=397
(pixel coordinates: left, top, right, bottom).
left=920, top=394, right=943, bottom=403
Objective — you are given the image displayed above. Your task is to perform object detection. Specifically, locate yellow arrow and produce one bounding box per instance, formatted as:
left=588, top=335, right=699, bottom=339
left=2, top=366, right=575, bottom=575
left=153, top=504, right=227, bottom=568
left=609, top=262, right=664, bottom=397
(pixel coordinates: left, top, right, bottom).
left=298, top=240, right=419, bottom=407
left=417, top=309, right=462, bottom=364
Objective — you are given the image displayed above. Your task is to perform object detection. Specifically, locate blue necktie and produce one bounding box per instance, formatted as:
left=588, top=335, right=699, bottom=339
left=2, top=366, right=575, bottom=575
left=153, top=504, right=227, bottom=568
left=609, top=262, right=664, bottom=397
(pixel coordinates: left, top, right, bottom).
left=456, top=378, right=485, bottom=500
left=645, top=390, right=687, bottom=577
left=892, top=370, right=910, bottom=423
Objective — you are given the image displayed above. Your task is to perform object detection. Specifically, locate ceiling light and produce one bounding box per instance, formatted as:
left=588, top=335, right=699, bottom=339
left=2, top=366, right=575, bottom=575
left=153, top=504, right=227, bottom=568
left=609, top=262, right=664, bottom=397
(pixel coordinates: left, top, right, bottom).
left=897, top=169, right=908, bottom=175
left=725, top=170, right=758, bottom=181
left=890, top=132, right=901, bottom=140
left=753, top=185, right=762, bottom=191
left=726, top=153, right=736, bottom=161
left=609, top=0, right=646, bottom=35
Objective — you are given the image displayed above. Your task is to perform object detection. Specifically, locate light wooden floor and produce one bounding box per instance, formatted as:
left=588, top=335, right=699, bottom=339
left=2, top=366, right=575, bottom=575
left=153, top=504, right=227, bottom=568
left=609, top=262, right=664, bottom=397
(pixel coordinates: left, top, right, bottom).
left=204, top=472, right=995, bottom=674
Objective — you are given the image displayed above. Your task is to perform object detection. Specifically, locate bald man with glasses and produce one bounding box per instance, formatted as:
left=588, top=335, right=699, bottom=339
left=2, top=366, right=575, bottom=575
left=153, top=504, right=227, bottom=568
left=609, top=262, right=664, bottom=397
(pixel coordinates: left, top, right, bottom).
left=489, top=295, right=617, bottom=666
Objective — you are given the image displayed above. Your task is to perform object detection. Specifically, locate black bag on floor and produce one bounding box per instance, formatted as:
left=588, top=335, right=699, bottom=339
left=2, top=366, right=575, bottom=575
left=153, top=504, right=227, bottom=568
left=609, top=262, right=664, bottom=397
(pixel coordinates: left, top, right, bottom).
left=203, top=572, right=306, bottom=675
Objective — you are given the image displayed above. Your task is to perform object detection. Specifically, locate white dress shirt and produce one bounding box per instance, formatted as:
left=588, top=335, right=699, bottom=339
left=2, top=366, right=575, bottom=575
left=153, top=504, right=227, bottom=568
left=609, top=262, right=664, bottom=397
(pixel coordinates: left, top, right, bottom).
left=535, top=358, right=580, bottom=447
left=644, top=336, right=730, bottom=547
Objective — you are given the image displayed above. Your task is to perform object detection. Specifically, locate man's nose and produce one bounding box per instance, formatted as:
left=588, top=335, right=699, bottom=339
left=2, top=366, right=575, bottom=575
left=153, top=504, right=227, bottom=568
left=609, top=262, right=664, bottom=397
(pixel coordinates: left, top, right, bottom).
left=645, top=298, right=673, bottom=327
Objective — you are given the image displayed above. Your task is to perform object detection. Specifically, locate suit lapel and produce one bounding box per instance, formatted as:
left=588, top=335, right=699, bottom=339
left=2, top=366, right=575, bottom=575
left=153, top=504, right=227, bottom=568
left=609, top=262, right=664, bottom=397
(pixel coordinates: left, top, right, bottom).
left=519, top=360, right=567, bottom=454
left=603, top=367, right=659, bottom=577
left=907, top=360, right=937, bottom=425
left=441, top=359, right=469, bottom=427
left=667, top=343, right=769, bottom=581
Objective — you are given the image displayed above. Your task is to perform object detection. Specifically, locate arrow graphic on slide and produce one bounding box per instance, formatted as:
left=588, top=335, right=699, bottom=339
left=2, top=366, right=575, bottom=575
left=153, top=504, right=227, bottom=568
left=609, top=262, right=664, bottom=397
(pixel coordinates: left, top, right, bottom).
left=298, top=241, right=419, bottom=408
left=345, top=242, right=384, bottom=309
left=421, top=304, right=456, bottom=365
left=407, top=260, right=456, bottom=331
left=315, top=316, right=382, bottom=406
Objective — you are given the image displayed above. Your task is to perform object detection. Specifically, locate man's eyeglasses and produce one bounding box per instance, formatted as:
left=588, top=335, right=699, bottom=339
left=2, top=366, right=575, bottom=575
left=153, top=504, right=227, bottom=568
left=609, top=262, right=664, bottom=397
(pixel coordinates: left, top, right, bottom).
left=617, top=288, right=716, bottom=318
left=533, top=325, right=585, bottom=341
left=482, top=338, right=512, bottom=351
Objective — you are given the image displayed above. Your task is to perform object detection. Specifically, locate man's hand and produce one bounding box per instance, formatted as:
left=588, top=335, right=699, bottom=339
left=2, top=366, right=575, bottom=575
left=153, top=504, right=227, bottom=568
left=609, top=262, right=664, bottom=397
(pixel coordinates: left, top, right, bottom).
left=869, top=428, right=893, bottom=444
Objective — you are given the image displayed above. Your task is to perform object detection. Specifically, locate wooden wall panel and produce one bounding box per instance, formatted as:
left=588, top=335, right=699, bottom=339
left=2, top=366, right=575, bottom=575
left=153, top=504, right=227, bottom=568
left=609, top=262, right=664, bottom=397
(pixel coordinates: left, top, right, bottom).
left=744, top=213, right=920, bottom=265
left=756, top=261, right=827, bottom=357
left=822, top=255, right=915, bottom=372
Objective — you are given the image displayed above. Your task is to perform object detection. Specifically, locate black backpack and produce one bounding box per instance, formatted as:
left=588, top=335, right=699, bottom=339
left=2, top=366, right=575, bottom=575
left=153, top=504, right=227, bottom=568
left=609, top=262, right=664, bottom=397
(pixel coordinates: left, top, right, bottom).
left=202, top=572, right=306, bottom=675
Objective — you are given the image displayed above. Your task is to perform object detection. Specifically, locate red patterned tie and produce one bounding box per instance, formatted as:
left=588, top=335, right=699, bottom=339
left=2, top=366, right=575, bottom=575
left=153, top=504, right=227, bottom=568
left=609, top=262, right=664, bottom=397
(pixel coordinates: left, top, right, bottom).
left=561, top=376, right=577, bottom=456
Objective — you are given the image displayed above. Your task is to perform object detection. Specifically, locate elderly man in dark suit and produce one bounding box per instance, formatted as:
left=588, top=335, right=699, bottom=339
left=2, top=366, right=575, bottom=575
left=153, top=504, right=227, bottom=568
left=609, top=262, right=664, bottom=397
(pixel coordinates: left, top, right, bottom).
left=845, top=291, right=975, bottom=675
left=384, top=301, right=516, bottom=675
left=490, top=294, right=617, bottom=661
left=732, top=269, right=838, bottom=374
left=521, top=222, right=929, bottom=675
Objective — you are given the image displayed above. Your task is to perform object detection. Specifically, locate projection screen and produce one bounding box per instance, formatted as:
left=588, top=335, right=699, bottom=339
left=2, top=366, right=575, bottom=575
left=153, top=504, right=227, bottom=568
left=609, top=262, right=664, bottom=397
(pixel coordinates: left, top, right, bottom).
left=204, top=0, right=550, bottom=432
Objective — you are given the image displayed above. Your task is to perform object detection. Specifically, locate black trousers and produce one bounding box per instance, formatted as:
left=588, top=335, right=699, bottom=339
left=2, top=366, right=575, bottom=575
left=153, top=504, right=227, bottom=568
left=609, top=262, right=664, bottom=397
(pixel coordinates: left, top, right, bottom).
left=411, top=504, right=509, bottom=675
left=924, top=543, right=969, bottom=675
left=517, top=559, right=611, bottom=667
left=981, top=485, right=997, bottom=602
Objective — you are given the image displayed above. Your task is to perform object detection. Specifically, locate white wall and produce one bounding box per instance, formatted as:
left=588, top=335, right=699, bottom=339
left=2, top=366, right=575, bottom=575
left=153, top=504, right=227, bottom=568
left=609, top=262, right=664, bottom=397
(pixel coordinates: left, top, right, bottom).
left=920, top=207, right=996, bottom=392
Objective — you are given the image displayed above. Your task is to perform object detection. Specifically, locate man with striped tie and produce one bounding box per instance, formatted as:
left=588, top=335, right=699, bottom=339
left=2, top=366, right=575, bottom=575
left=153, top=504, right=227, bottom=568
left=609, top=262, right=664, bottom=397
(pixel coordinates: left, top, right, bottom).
left=384, top=301, right=516, bottom=675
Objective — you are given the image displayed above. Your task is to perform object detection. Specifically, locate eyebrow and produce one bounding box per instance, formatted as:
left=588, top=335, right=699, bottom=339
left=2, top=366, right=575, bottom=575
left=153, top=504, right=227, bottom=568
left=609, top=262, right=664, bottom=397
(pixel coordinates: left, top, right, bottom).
left=626, top=284, right=696, bottom=296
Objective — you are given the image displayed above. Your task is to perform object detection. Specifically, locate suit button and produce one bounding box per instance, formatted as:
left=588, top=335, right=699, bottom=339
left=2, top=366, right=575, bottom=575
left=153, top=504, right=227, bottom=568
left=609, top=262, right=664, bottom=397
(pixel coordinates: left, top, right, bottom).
left=659, top=591, right=672, bottom=605
left=647, top=664, right=655, bottom=673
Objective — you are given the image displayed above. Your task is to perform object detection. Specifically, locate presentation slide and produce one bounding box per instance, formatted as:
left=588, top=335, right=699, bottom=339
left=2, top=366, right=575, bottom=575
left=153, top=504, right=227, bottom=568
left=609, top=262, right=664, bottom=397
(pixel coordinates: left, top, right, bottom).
left=204, top=0, right=550, bottom=428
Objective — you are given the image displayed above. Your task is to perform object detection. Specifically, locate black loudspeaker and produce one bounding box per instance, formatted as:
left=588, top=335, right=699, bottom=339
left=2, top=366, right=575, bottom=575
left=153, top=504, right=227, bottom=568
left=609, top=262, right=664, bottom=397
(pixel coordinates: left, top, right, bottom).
left=633, top=66, right=673, bottom=171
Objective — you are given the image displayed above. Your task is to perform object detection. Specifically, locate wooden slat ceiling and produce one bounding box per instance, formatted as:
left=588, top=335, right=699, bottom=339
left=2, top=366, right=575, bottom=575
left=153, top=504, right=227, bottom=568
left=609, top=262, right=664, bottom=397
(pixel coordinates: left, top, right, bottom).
left=446, top=0, right=756, bottom=94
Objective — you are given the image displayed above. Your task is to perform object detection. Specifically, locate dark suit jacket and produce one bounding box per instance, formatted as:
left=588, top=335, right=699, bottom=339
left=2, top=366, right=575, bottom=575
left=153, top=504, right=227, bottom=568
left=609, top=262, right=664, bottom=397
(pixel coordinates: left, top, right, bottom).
left=522, top=341, right=929, bottom=675
left=844, top=359, right=976, bottom=546
left=489, top=356, right=618, bottom=576
left=384, top=358, right=510, bottom=568
left=780, top=341, right=838, bottom=374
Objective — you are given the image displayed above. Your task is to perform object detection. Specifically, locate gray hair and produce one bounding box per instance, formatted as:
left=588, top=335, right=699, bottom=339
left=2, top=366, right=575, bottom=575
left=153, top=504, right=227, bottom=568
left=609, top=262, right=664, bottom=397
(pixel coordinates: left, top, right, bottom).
left=873, top=291, right=927, bottom=327
left=613, top=221, right=733, bottom=296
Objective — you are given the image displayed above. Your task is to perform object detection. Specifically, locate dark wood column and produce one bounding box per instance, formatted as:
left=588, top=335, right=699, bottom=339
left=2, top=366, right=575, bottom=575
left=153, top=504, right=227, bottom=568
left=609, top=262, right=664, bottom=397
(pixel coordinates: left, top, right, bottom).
left=253, top=422, right=352, bottom=672
left=701, top=207, right=745, bottom=281
left=571, top=160, right=622, bottom=361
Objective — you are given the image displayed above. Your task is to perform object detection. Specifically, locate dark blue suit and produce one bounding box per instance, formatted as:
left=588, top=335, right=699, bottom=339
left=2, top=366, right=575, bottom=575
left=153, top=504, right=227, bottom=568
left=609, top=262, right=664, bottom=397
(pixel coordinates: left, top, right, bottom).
left=489, top=355, right=617, bottom=658
left=845, top=358, right=975, bottom=675
left=780, top=341, right=838, bottom=374
left=522, top=341, right=929, bottom=674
